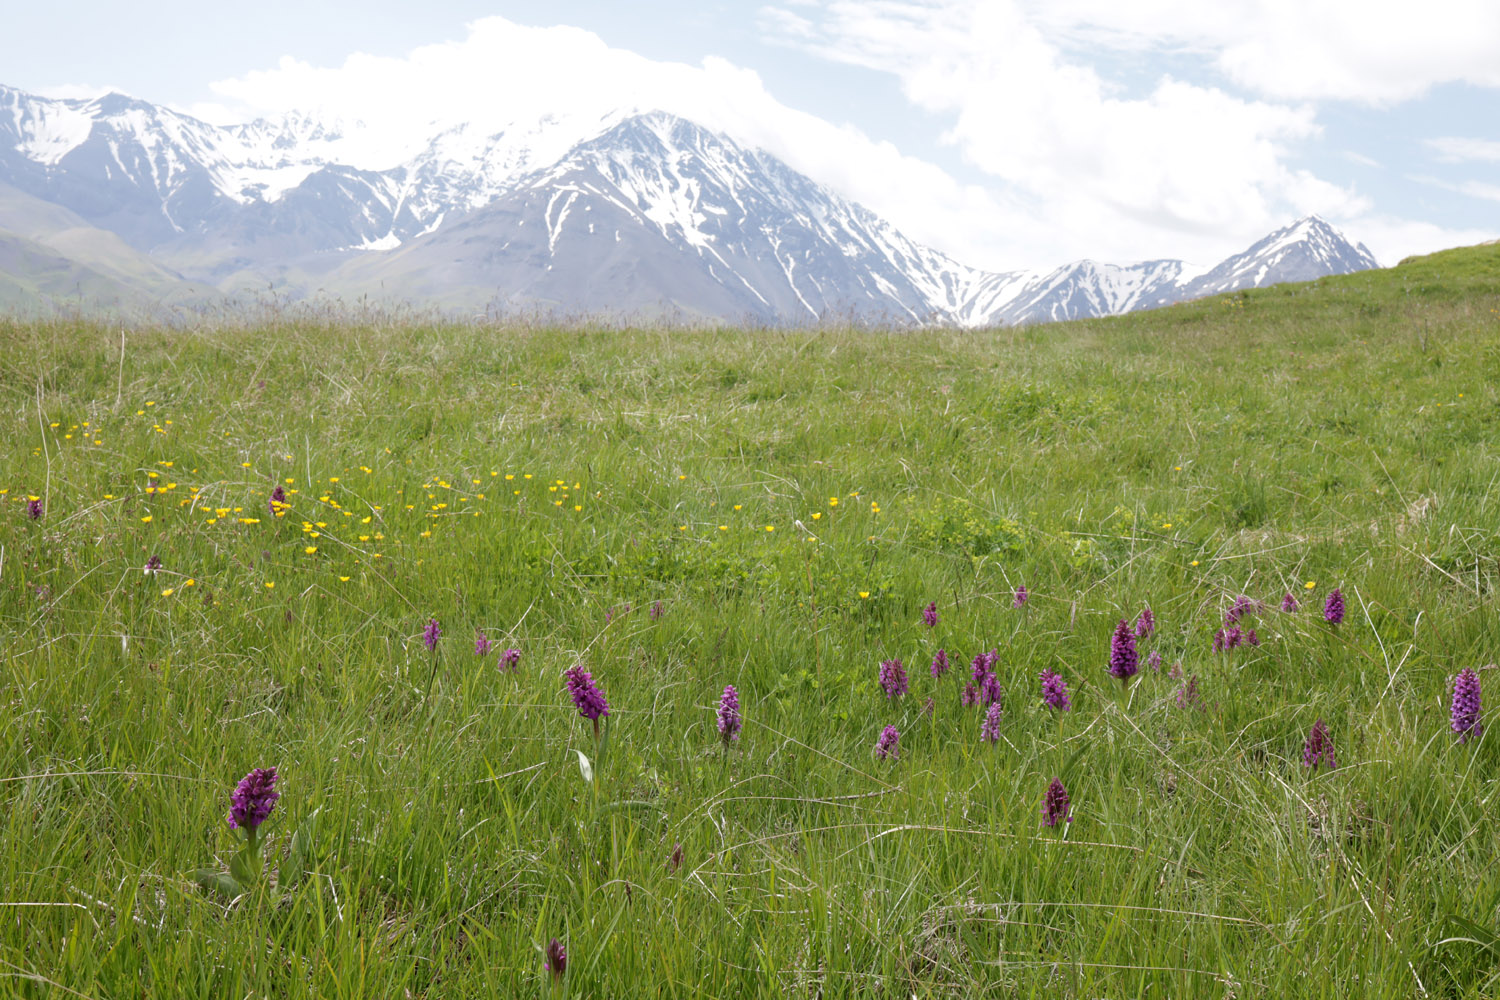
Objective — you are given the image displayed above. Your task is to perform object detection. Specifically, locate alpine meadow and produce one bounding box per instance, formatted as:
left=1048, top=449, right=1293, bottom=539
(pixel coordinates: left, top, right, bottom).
left=5, top=241, right=1500, bottom=998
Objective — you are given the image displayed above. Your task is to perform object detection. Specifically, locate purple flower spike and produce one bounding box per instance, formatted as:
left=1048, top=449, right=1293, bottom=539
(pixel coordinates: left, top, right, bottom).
left=1246, top=628, right=1260, bottom=647
left=922, top=601, right=938, bottom=627
left=1303, top=718, right=1337, bottom=771
left=500, top=647, right=521, bottom=671
left=268, top=485, right=287, bottom=517
left=1108, top=619, right=1139, bottom=684
left=1451, top=668, right=1483, bottom=743
left=1280, top=592, right=1299, bottom=613
left=1323, top=588, right=1345, bottom=625
left=227, top=767, right=280, bottom=831
left=650, top=600, right=664, bottom=620
left=1146, top=649, right=1162, bottom=671
left=546, top=938, right=566, bottom=980
left=143, top=555, right=163, bottom=576
left=717, top=684, right=742, bottom=744
left=1013, top=584, right=1029, bottom=608
left=1175, top=675, right=1201, bottom=710
left=879, top=659, right=909, bottom=699
left=875, top=724, right=901, bottom=760
left=26, top=497, right=42, bottom=520
left=961, top=683, right=980, bottom=707
left=1225, top=595, right=1256, bottom=626
left=980, top=672, right=1003, bottom=708
left=422, top=617, right=442, bottom=651
left=1212, top=629, right=1226, bottom=653
left=1040, top=669, right=1071, bottom=712
left=1042, top=777, right=1072, bottom=827
left=980, top=701, right=1003, bottom=743
left=971, top=650, right=998, bottom=685
left=475, top=632, right=494, bottom=656
left=564, top=664, right=610, bottom=727
left=930, top=648, right=949, bottom=678
left=921, top=696, right=935, bottom=717
left=1134, top=606, right=1155, bottom=639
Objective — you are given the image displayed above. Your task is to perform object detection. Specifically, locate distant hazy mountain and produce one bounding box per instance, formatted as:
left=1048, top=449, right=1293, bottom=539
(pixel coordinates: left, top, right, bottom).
left=0, top=83, right=1382, bottom=325
left=0, top=181, right=209, bottom=311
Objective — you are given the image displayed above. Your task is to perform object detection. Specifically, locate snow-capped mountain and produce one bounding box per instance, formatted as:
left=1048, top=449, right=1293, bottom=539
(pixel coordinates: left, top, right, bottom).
left=1179, top=216, right=1378, bottom=298
left=330, top=112, right=975, bottom=322
left=0, top=83, right=1381, bottom=324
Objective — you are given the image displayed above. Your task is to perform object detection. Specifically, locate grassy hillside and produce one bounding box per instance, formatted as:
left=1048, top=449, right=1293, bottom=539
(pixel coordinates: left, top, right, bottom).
left=1, top=243, right=1499, bottom=997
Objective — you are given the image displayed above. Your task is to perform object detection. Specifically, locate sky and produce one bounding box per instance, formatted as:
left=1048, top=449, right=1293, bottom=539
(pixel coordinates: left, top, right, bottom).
left=5, top=0, right=1499, bottom=271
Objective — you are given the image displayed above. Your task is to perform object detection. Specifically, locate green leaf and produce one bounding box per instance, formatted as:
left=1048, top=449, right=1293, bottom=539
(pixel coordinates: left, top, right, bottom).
left=193, top=869, right=243, bottom=899
left=574, top=749, right=594, bottom=783
left=278, top=807, right=320, bottom=888
left=228, top=847, right=259, bottom=886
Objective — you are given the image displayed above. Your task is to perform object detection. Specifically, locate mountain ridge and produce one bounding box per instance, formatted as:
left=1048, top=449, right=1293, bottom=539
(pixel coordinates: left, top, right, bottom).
left=0, top=84, right=1385, bottom=325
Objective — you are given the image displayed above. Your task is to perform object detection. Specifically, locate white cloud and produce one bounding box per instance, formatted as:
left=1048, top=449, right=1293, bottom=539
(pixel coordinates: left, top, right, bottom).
left=1411, top=174, right=1500, bottom=205
left=1354, top=215, right=1497, bottom=264
left=1013, top=0, right=1500, bottom=103
left=760, top=0, right=1378, bottom=264
left=1426, top=136, right=1500, bottom=164
left=34, top=83, right=124, bottom=100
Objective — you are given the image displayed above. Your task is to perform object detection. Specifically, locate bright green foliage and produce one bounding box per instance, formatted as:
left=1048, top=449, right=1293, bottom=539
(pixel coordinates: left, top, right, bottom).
left=1, top=244, right=1500, bottom=997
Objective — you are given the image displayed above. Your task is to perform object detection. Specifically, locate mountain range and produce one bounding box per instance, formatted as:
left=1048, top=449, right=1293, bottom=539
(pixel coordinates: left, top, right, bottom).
left=0, top=83, right=1380, bottom=324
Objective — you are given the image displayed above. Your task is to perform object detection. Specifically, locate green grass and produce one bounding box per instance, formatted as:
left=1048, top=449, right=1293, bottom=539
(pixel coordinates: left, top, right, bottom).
left=2, top=243, right=1500, bottom=998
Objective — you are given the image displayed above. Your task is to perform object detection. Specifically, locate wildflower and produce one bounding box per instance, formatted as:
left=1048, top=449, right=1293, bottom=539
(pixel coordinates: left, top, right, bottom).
left=143, top=555, right=162, bottom=575
left=650, top=600, right=664, bottom=621
left=1042, top=777, right=1072, bottom=827
left=1134, top=606, right=1155, bottom=639
left=874, top=724, right=900, bottom=760
left=26, top=497, right=42, bottom=520
left=717, top=684, right=742, bottom=744
left=922, top=601, right=938, bottom=627
left=921, top=696, right=935, bottom=717
left=475, top=633, right=494, bottom=656
left=268, top=485, right=287, bottom=516
left=500, top=648, right=521, bottom=671
left=879, top=659, right=908, bottom=699
left=1168, top=661, right=1183, bottom=681
left=1013, top=584, right=1029, bottom=608
left=564, top=665, right=610, bottom=728
left=1280, top=592, right=1299, bottom=612
left=666, top=842, right=683, bottom=873
left=546, top=938, right=567, bottom=980
left=1175, top=675, right=1201, bottom=709
left=1108, top=619, right=1138, bottom=684
left=1323, top=588, right=1345, bottom=625
left=979, top=672, right=1004, bottom=707
left=422, top=617, right=442, bottom=651
left=1451, top=668, right=1483, bottom=743
left=1146, top=649, right=1162, bottom=671
left=1245, top=628, right=1260, bottom=647
left=930, top=648, right=949, bottom=678
left=980, top=701, right=1003, bottom=743
left=1212, top=629, right=1226, bottom=653
left=961, top=683, right=980, bottom=706
left=1040, top=669, right=1071, bottom=712
left=1224, top=595, right=1256, bottom=626
left=227, top=767, right=279, bottom=831
left=1303, top=718, right=1337, bottom=771
left=971, top=650, right=998, bottom=685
